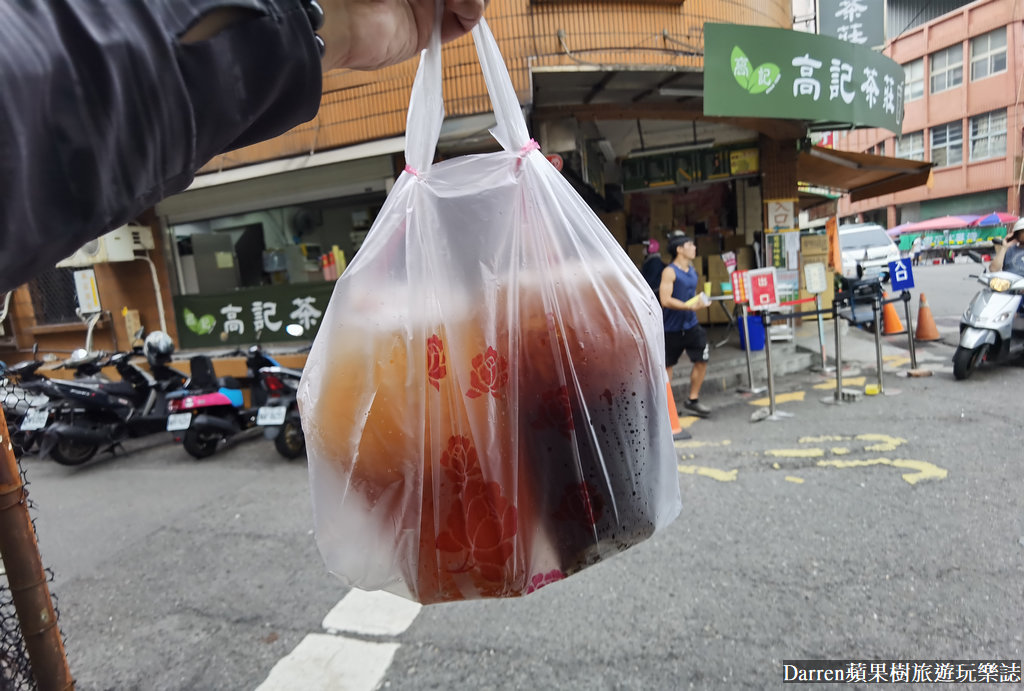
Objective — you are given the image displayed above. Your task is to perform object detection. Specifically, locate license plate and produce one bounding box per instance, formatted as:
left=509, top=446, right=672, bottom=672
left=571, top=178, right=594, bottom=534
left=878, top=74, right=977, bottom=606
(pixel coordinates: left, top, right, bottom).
left=256, top=406, right=287, bottom=426
left=166, top=413, right=193, bottom=431
left=21, top=408, right=49, bottom=431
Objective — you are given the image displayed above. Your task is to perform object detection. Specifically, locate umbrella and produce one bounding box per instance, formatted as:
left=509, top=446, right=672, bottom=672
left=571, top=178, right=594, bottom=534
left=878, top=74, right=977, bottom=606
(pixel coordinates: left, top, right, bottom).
left=886, top=223, right=914, bottom=237
left=896, top=215, right=974, bottom=233
left=969, top=211, right=1018, bottom=227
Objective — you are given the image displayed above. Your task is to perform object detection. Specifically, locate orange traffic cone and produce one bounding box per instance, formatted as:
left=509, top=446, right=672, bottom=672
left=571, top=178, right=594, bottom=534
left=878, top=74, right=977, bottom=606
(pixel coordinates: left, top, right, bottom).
left=882, top=292, right=905, bottom=335
left=665, top=381, right=690, bottom=440
left=915, top=293, right=940, bottom=342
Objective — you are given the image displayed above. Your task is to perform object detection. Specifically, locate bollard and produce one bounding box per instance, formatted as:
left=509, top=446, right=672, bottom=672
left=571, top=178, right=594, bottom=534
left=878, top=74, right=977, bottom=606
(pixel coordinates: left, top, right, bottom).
left=814, top=294, right=830, bottom=372
left=872, top=295, right=885, bottom=395
left=901, top=291, right=918, bottom=370
left=763, top=311, right=777, bottom=417
left=833, top=301, right=844, bottom=403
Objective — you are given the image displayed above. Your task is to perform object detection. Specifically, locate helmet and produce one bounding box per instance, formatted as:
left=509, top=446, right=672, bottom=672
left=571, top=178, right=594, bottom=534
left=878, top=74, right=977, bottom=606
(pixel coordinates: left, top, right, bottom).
left=143, top=331, right=174, bottom=365
left=646, top=238, right=660, bottom=254
left=1011, top=218, right=1024, bottom=237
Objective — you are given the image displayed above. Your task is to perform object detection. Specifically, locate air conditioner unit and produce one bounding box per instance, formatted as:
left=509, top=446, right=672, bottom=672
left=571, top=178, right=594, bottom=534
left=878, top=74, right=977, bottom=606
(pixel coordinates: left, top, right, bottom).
left=56, top=226, right=142, bottom=267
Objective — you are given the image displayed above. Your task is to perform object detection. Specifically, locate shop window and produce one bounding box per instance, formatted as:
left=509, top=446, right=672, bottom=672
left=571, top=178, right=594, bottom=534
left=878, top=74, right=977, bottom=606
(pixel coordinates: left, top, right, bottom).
left=970, top=27, right=1006, bottom=81
left=895, top=131, right=924, bottom=161
left=29, top=267, right=79, bottom=325
left=969, top=109, right=1007, bottom=162
left=930, top=121, right=963, bottom=168
left=903, top=59, right=923, bottom=101
left=929, top=44, right=962, bottom=94
left=170, top=194, right=385, bottom=296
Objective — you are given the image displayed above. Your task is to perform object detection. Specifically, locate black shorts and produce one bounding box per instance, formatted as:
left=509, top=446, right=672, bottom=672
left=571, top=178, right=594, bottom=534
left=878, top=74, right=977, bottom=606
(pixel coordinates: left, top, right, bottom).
left=665, top=326, right=709, bottom=367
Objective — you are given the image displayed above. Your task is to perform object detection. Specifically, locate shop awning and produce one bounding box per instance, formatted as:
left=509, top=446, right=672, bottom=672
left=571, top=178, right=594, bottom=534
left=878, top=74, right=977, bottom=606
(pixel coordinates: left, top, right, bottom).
left=797, top=145, right=933, bottom=203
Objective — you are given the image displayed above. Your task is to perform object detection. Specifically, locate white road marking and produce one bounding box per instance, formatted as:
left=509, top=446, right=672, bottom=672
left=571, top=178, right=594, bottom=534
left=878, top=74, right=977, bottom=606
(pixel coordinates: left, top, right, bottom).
left=255, top=634, right=399, bottom=691
left=322, top=588, right=423, bottom=637
left=257, top=588, right=423, bottom=690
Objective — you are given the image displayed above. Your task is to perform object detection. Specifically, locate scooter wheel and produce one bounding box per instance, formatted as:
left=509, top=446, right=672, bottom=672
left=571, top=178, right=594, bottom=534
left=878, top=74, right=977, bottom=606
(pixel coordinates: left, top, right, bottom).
left=273, top=413, right=305, bottom=460
left=952, top=345, right=984, bottom=380
left=51, top=440, right=99, bottom=466
left=183, top=427, right=221, bottom=459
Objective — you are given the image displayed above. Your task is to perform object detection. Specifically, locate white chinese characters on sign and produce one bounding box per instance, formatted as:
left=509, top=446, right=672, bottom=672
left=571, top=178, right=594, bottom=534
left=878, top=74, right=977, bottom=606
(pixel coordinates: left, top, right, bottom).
left=290, top=297, right=323, bottom=331
left=252, top=300, right=283, bottom=332
left=860, top=67, right=879, bottom=108
left=829, top=59, right=855, bottom=104
left=221, top=304, right=244, bottom=335
left=834, top=0, right=869, bottom=44
left=792, top=54, right=823, bottom=100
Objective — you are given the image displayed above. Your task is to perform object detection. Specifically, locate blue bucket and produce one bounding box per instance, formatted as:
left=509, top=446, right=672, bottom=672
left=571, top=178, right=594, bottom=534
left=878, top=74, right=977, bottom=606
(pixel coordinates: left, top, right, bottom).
left=738, top=314, right=765, bottom=351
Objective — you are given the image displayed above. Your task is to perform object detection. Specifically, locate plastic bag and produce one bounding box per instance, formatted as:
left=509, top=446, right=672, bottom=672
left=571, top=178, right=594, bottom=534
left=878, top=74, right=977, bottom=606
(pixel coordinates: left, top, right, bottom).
left=298, top=18, right=681, bottom=604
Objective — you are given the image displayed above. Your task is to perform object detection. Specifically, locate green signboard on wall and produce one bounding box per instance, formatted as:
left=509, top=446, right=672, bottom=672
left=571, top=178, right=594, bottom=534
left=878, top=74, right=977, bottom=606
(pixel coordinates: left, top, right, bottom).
left=173, top=282, right=336, bottom=349
left=703, top=23, right=905, bottom=135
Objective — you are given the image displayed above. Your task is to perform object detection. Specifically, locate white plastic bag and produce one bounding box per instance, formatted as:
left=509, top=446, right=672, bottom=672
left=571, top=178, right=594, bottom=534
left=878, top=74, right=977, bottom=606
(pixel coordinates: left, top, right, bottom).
left=298, top=18, right=681, bottom=604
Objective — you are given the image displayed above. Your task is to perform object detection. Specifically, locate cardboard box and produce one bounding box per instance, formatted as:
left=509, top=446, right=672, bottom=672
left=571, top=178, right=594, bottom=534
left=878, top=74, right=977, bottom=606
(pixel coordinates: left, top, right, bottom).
left=705, top=255, right=730, bottom=282
left=649, top=195, right=673, bottom=233
left=599, top=211, right=628, bottom=248
left=801, top=233, right=829, bottom=255
left=696, top=235, right=721, bottom=256
left=723, top=234, right=748, bottom=251
left=627, top=243, right=647, bottom=269
left=735, top=246, right=756, bottom=271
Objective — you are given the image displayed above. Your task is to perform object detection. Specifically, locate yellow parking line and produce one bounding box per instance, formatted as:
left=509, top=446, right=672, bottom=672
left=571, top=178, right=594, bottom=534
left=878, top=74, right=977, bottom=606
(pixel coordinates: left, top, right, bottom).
left=817, top=458, right=948, bottom=485
left=765, top=448, right=825, bottom=458
left=812, top=377, right=866, bottom=390
left=678, top=415, right=700, bottom=429
left=749, top=391, right=806, bottom=406
left=677, top=464, right=738, bottom=482
left=784, top=476, right=805, bottom=484
left=674, top=439, right=732, bottom=449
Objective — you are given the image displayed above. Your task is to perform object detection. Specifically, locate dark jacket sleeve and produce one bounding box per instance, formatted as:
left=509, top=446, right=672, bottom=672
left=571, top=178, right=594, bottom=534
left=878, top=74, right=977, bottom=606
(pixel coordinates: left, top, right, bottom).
left=0, top=0, right=322, bottom=292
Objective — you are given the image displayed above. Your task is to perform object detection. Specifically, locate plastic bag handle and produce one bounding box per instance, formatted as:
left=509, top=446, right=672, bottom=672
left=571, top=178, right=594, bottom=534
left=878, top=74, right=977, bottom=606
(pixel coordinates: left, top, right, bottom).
left=404, top=15, right=531, bottom=174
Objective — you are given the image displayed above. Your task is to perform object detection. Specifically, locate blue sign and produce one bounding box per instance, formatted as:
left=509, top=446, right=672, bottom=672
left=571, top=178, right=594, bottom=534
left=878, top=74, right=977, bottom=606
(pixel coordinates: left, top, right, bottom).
left=888, top=259, right=915, bottom=291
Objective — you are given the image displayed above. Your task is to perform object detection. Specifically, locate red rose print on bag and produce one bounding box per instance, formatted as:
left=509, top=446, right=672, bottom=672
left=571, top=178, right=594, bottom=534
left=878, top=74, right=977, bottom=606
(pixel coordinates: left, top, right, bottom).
left=426, top=334, right=447, bottom=390
left=553, top=481, right=605, bottom=527
left=436, top=479, right=518, bottom=583
left=525, top=569, right=565, bottom=594
left=440, top=435, right=483, bottom=487
left=531, top=386, right=573, bottom=437
left=465, top=346, right=509, bottom=399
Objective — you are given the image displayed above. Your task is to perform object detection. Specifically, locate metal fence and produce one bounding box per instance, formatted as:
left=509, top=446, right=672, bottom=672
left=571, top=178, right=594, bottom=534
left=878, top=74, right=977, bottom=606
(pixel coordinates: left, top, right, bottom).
left=0, top=372, right=71, bottom=689
left=28, top=268, right=79, bottom=326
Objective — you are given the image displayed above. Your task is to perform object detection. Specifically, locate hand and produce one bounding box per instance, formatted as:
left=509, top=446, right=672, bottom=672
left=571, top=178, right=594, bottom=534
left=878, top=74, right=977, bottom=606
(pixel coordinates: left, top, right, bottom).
left=320, top=0, right=489, bottom=71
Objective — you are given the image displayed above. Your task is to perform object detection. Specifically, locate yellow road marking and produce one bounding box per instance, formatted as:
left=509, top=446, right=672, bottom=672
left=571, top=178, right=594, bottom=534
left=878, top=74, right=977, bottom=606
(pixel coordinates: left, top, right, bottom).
left=749, top=391, right=806, bottom=406
left=885, top=357, right=912, bottom=368
left=799, top=435, right=850, bottom=443
left=817, top=458, right=948, bottom=485
left=677, top=464, right=738, bottom=482
left=812, top=376, right=866, bottom=390
left=855, top=433, right=906, bottom=452
left=679, top=415, right=700, bottom=429
left=785, top=476, right=805, bottom=484
left=831, top=447, right=851, bottom=455
left=765, top=448, right=826, bottom=458
left=675, top=439, right=732, bottom=449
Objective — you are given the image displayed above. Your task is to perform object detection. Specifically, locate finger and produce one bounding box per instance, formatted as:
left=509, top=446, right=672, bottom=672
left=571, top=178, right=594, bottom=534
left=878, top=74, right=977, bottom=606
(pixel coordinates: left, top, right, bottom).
left=441, top=0, right=487, bottom=42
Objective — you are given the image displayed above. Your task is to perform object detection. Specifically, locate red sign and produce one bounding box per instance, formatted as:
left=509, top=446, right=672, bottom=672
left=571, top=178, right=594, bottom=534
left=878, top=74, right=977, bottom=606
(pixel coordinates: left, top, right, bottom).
left=546, top=154, right=563, bottom=171
left=731, top=270, right=748, bottom=305
left=745, top=268, right=778, bottom=311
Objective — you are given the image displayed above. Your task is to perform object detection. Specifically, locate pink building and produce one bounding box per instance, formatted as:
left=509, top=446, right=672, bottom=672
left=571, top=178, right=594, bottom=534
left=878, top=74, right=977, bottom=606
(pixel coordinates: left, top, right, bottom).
left=834, top=0, right=1021, bottom=227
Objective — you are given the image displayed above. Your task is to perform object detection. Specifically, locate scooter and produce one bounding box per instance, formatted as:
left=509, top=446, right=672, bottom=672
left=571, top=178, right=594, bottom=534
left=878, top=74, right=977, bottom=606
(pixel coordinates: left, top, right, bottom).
left=167, top=345, right=304, bottom=460
left=40, top=332, right=188, bottom=465
left=954, top=266, right=1024, bottom=380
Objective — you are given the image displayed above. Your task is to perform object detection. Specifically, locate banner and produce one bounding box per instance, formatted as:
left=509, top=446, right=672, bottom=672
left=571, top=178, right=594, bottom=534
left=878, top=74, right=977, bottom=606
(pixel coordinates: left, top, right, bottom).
left=703, top=23, right=905, bottom=134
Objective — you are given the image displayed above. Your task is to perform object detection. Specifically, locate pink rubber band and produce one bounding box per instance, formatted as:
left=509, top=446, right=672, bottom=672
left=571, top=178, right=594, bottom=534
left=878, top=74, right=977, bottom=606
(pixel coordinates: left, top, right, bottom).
left=404, top=164, right=419, bottom=176
left=519, top=139, right=540, bottom=157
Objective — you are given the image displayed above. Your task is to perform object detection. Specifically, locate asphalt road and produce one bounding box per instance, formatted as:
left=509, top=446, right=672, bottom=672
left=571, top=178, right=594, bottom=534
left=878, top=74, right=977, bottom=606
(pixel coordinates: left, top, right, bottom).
left=14, top=265, right=1024, bottom=689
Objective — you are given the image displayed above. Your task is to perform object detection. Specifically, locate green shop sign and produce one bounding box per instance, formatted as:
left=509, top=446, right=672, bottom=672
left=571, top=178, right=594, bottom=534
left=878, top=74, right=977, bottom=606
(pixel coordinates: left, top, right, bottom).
left=172, top=282, right=336, bottom=349
left=703, top=23, right=905, bottom=135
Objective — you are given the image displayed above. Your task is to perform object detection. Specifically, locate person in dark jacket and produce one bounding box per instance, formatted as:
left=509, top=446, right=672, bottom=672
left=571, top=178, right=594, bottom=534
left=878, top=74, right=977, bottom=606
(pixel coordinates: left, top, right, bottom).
left=0, top=0, right=488, bottom=292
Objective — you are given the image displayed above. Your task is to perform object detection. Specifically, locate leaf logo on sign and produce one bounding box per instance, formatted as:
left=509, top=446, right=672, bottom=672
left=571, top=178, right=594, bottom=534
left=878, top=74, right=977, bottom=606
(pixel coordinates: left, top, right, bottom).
left=730, top=46, right=780, bottom=95
left=183, top=308, right=217, bottom=335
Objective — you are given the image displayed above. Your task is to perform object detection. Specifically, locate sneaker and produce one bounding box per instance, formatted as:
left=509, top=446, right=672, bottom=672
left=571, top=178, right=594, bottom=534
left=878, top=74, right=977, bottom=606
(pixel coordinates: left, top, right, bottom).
left=683, top=399, right=711, bottom=418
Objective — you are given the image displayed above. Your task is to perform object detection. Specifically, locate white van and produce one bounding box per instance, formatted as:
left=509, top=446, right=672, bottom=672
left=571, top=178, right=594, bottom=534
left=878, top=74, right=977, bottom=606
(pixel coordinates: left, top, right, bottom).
left=838, top=222, right=901, bottom=279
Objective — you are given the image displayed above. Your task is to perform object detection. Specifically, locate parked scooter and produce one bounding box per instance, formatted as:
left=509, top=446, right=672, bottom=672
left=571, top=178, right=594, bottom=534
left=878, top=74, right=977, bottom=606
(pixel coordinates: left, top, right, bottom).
left=1, top=355, right=51, bottom=456
left=167, top=344, right=304, bottom=459
left=249, top=346, right=304, bottom=460
left=954, top=254, right=1024, bottom=379
left=40, top=332, right=188, bottom=465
